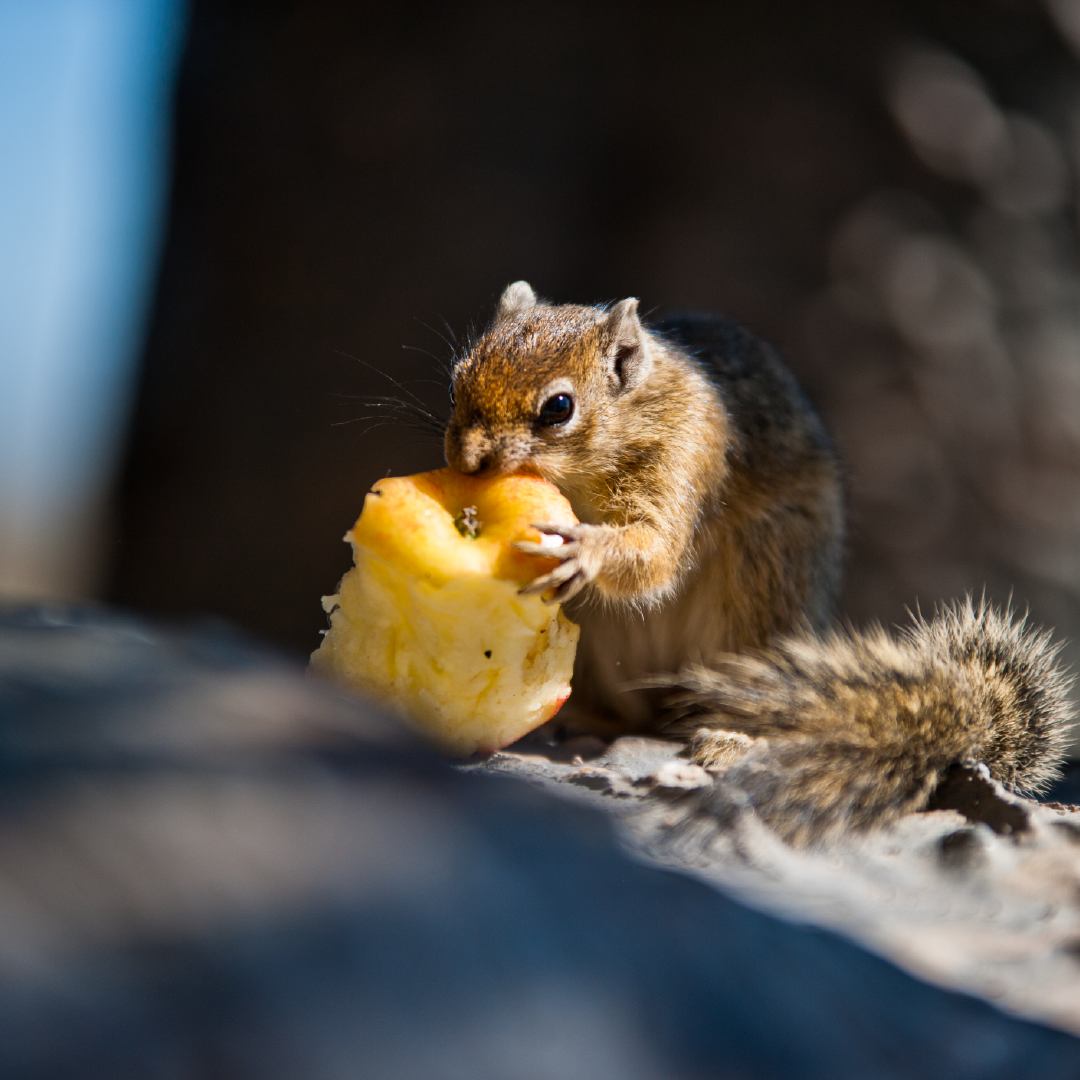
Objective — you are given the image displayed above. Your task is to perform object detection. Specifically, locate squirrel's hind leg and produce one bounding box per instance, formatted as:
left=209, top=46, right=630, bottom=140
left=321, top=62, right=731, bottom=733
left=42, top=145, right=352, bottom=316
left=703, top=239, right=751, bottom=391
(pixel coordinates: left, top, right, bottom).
left=685, top=728, right=756, bottom=770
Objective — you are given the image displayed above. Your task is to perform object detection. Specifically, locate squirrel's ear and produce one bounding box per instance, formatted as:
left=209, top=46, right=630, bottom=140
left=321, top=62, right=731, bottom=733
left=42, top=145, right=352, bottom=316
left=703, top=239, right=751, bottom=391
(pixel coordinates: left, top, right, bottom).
left=496, top=281, right=537, bottom=321
left=602, top=298, right=652, bottom=390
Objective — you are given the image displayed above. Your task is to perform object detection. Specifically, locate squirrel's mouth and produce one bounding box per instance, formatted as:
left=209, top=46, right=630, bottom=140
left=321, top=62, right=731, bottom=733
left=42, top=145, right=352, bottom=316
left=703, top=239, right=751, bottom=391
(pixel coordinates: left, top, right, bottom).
left=471, top=457, right=540, bottom=479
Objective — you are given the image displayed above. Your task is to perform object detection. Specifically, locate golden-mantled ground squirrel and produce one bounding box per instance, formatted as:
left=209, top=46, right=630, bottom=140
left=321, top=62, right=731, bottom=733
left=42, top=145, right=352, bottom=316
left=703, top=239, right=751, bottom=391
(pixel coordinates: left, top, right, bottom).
left=444, top=282, right=1071, bottom=843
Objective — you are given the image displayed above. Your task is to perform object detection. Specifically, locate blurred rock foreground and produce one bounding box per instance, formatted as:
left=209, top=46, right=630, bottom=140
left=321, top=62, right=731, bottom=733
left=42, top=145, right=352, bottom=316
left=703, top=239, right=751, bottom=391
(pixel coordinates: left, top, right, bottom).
left=2, top=604, right=1080, bottom=1078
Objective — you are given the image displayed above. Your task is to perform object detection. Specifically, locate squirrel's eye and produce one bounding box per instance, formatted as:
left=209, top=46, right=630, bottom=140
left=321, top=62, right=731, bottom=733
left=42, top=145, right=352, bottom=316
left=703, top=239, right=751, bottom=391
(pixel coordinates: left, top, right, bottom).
left=538, top=393, right=574, bottom=426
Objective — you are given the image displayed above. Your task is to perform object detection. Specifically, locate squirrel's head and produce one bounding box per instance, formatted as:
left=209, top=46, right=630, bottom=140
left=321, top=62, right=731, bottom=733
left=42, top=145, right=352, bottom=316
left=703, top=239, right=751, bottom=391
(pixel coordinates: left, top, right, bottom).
left=444, top=281, right=654, bottom=480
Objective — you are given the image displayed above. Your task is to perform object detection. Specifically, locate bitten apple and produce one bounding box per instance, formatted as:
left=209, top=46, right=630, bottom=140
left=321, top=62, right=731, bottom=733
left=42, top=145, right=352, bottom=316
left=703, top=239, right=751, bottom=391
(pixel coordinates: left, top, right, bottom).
left=310, top=468, right=580, bottom=755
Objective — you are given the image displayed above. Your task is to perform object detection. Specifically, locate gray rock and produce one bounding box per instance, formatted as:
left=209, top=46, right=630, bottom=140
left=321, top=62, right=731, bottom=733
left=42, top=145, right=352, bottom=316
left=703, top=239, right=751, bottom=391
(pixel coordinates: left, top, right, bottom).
left=479, top=733, right=1080, bottom=1037
left=1, top=604, right=1078, bottom=1078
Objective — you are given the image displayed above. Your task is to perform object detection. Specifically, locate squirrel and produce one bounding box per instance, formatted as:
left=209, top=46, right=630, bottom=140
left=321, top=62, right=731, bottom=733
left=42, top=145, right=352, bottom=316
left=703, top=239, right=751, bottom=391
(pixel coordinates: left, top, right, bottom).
left=443, top=282, right=1072, bottom=844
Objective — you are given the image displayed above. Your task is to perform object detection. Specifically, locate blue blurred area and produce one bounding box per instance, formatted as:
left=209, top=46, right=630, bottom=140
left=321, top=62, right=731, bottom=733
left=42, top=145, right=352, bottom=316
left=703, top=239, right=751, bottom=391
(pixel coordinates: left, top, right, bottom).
left=0, top=0, right=185, bottom=598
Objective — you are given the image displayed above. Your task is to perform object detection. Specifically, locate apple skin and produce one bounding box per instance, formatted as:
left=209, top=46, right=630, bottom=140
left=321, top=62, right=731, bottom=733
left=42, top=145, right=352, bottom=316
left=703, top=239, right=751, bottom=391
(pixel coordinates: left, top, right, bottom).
left=310, top=468, right=580, bottom=755
left=352, top=469, right=576, bottom=586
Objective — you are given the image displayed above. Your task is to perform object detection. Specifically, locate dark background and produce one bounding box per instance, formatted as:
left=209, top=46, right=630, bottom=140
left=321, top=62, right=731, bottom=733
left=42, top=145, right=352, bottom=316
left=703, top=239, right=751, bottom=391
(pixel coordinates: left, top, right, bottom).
left=107, top=0, right=1080, bottom=668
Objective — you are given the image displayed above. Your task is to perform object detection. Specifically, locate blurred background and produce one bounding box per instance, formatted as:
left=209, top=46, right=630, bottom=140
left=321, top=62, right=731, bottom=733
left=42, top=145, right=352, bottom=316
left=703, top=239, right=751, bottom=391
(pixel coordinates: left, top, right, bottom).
left=9, top=0, right=1080, bottom=701
left=0, top=0, right=184, bottom=598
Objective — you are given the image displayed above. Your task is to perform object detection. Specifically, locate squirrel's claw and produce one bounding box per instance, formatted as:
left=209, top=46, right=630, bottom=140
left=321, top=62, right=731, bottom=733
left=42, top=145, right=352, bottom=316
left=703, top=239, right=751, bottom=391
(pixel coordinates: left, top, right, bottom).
left=530, top=522, right=583, bottom=542
left=512, top=523, right=583, bottom=562
left=546, top=572, right=587, bottom=603
left=518, top=559, right=579, bottom=600
left=516, top=522, right=594, bottom=603
left=512, top=539, right=578, bottom=559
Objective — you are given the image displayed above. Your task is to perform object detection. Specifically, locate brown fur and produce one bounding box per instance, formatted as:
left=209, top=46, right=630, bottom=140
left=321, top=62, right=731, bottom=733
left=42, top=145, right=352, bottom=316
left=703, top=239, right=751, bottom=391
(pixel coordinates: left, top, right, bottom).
left=674, top=598, right=1073, bottom=847
left=446, top=283, right=844, bottom=729
left=445, top=285, right=1072, bottom=841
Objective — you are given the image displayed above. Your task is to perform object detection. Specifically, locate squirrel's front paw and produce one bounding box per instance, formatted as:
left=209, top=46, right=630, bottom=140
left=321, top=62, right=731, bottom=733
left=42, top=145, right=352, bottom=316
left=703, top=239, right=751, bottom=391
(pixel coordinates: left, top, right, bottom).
left=513, top=522, right=604, bottom=604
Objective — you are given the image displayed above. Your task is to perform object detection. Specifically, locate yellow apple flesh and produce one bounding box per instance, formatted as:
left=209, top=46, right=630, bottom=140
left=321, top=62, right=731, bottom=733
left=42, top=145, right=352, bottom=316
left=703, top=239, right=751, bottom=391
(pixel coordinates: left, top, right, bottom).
left=310, top=468, right=580, bottom=755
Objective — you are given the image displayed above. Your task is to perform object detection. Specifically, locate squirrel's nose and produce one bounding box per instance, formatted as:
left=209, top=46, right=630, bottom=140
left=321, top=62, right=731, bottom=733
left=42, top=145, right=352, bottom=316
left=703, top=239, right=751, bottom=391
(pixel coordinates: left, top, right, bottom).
left=452, top=428, right=492, bottom=474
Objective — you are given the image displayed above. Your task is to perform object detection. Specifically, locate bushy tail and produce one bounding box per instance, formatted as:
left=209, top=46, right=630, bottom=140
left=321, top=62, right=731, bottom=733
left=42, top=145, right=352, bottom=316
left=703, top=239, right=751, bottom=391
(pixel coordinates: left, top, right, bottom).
left=671, top=598, right=1074, bottom=846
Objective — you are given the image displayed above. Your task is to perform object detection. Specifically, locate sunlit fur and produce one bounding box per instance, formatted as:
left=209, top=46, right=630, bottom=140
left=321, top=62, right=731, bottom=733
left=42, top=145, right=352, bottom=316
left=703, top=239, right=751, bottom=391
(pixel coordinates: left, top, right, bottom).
left=445, top=283, right=844, bottom=729
left=674, top=598, right=1074, bottom=846
left=445, top=286, right=1072, bottom=842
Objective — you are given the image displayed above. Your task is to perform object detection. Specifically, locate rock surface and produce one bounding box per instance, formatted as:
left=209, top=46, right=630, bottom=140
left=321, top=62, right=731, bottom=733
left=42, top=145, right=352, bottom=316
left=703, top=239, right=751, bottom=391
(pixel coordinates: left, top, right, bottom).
left=476, top=728, right=1080, bottom=1037
left=1, top=604, right=1079, bottom=1077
